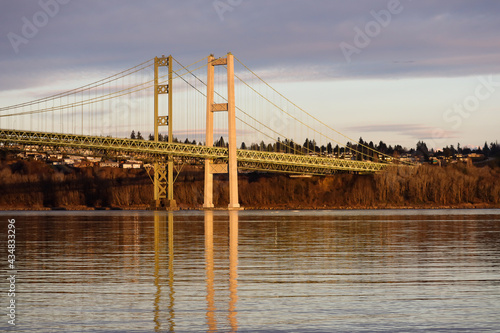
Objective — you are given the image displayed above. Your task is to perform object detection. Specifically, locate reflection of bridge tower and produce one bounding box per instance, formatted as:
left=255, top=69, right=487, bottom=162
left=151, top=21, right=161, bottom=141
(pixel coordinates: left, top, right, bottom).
left=204, top=211, right=216, bottom=331
left=153, top=212, right=175, bottom=331
left=153, top=55, right=177, bottom=210
left=203, top=53, right=240, bottom=210
left=228, top=210, right=239, bottom=331
left=204, top=211, right=239, bottom=331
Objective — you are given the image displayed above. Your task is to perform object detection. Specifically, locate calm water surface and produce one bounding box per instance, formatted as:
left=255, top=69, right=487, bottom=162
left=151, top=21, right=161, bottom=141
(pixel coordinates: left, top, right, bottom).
left=1, top=209, right=500, bottom=332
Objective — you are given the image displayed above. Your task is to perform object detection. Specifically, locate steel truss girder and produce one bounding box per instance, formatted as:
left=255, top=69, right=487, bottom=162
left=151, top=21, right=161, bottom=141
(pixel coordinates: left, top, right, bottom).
left=154, top=162, right=167, bottom=198
left=0, top=129, right=388, bottom=174
left=157, top=84, right=169, bottom=94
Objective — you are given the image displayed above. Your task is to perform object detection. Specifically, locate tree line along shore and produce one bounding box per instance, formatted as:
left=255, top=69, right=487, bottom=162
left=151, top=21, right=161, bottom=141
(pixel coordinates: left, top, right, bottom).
left=0, top=154, right=499, bottom=210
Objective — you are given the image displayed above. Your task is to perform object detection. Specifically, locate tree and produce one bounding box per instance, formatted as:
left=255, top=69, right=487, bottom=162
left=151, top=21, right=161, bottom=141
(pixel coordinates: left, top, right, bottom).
left=416, top=141, right=429, bottom=160
left=394, top=145, right=405, bottom=154
left=289, top=139, right=296, bottom=154
left=303, top=138, right=310, bottom=152
left=483, top=142, right=491, bottom=157
left=130, top=130, right=136, bottom=139
left=491, top=141, right=500, bottom=157
left=377, top=140, right=388, bottom=154
left=240, top=142, right=247, bottom=150
left=443, top=146, right=452, bottom=158
left=136, top=131, right=144, bottom=140
left=276, top=138, right=281, bottom=152
left=449, top=144, right=457, bottom=156
left=312, top=139, right=319, bottom=153
left=387, top=144, right=394, bottom=155
left=215, top=136, right=225, bottom=147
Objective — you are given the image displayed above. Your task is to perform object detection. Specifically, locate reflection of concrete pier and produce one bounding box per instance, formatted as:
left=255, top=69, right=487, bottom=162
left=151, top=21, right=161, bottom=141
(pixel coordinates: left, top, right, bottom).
left=205, top=211, right=217, bottom=332
left=153, top=211, right=239, bottom=331
left=204, top=211, right=239, bottom=332
left=228, top=211, right=239, bottom=331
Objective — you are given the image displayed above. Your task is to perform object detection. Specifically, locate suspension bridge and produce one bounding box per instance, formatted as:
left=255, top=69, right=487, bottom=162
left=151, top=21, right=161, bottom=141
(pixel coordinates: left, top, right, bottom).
left=0, top=53, right=406, bottom=210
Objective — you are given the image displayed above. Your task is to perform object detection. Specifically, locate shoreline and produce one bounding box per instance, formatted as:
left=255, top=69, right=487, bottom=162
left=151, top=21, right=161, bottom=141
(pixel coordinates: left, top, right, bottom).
left=2, top=203, right=499, bottom=211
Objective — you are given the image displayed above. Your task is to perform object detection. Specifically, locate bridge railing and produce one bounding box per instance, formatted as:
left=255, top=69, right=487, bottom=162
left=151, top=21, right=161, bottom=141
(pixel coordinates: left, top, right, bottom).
left=0, top=129, right=388, bottom=174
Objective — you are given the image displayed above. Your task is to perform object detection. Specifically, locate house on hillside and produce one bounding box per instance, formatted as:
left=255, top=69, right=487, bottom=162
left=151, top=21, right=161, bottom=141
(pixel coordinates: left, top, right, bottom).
left=100, top=161, right=119, bottom=168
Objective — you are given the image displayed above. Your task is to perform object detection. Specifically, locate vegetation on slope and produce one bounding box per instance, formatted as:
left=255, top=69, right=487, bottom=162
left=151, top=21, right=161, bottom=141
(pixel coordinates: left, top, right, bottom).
left=0, top=157, right=499, bottom=210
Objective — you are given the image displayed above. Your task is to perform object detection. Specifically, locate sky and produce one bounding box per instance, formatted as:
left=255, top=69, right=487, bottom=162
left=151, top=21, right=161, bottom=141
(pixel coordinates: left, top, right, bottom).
left=1, top=0, right=499, bottom=149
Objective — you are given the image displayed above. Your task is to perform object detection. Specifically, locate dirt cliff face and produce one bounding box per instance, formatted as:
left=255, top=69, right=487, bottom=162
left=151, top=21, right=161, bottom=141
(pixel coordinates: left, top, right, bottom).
left=1, top=159, right=499, bottom=210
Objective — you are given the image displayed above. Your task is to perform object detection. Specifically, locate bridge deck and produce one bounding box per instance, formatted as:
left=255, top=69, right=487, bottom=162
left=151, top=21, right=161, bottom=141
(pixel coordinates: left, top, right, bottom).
left=0, top=129, right=388, bottom=175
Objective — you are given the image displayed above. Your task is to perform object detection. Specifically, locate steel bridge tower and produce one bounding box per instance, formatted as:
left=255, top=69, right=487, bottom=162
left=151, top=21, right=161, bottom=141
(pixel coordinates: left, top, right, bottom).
left=153, top=55, right=177, bottom=210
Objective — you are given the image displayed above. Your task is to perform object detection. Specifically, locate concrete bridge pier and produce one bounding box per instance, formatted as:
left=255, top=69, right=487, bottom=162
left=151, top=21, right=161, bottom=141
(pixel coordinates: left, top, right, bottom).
left=203, top=53, right=241, bottom=210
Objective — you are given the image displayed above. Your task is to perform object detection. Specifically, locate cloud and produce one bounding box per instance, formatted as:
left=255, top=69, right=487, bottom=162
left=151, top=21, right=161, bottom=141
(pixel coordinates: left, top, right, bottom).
left=2, top=1, right=500, bottom=95
left=346, top=124, right=459, bottom=141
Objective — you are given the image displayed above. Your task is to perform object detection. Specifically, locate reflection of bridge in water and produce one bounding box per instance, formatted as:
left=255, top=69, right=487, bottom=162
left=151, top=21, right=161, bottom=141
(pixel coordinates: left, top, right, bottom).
left=0, top=53, right=413, bottom=210
left=153, top=211, right=239, bottom=332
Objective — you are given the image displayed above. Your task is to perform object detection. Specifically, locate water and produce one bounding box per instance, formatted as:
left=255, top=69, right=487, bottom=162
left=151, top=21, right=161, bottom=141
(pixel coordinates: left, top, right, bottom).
left=1, top=209, right=500, bottom=332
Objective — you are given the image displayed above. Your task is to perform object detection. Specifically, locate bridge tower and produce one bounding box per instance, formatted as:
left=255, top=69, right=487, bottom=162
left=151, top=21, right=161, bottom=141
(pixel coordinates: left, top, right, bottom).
left=153, top=55, right=177, bottom=210
left=203, top=53, right=240, bottom=210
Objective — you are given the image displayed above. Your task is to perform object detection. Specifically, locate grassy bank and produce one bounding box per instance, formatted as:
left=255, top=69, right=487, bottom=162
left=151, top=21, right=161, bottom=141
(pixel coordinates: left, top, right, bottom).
left=0, top=159, right=499, bottom=210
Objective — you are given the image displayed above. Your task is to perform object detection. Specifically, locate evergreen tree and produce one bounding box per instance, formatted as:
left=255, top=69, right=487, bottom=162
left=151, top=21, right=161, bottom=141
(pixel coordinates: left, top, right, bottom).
left=327, top=142, right=333, bottom=155
left=416, top=141, right=429, bottom=159
left=214, top=136, right=223, bottom=147
left=483, top=142, right=491, bottom=156
left=303, top=138, right=310, bottom=152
